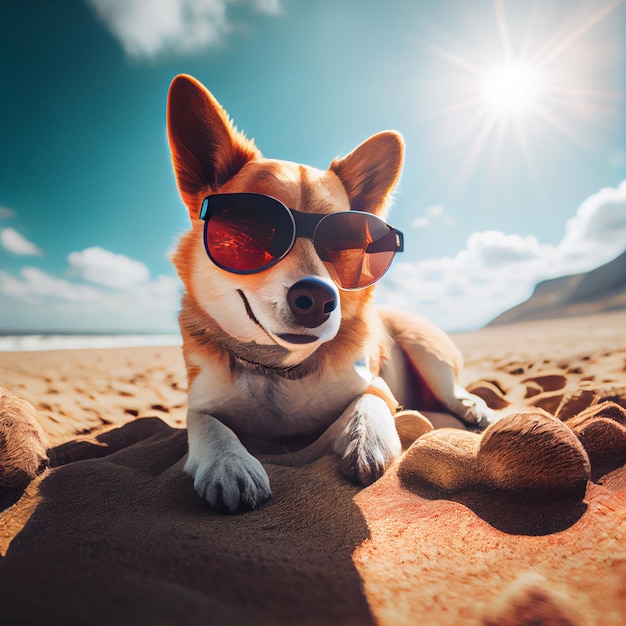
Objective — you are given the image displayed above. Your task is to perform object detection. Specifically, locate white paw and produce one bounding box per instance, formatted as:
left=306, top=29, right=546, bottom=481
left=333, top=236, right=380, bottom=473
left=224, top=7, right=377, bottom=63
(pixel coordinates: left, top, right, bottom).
left=185, top=450, right=271, bottom=514
left=334, top=395, right=402, bottom=486
left=451, top=386, right=498, bottom=431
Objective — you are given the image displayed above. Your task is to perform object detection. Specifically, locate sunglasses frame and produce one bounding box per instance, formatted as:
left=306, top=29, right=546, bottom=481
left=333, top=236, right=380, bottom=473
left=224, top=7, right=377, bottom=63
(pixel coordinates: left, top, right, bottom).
left=199, top=193, right=404, bottom=290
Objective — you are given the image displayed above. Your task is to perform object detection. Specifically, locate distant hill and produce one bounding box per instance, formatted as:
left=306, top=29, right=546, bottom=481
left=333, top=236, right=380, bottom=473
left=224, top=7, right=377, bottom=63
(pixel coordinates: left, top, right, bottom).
left=487, top=248, right=626, bottom=326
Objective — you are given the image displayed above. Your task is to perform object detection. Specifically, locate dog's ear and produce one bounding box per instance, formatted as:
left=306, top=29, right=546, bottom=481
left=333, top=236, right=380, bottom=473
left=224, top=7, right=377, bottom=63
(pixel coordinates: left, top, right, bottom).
left=330, top=132, right=404, bottom=215
left=167, top=75, right=260, bottom=218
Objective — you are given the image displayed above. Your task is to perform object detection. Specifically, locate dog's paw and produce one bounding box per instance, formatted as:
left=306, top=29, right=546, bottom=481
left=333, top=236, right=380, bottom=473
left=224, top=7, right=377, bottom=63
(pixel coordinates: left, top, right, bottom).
left=185, top=450, right=271, bottom=514
left=335, top=395, right=402, bottom=486
left=449, top=385, right=499, bottom=431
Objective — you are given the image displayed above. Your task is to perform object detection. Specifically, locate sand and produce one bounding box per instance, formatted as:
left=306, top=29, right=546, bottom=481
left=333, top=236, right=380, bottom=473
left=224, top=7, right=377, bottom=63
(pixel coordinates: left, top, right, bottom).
left=0, top=310, right=625, bottom=625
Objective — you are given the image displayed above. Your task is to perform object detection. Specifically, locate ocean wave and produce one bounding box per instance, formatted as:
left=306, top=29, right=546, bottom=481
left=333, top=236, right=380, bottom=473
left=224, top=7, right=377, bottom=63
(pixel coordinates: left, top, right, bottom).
left=0, top=334, right=183, bottom=352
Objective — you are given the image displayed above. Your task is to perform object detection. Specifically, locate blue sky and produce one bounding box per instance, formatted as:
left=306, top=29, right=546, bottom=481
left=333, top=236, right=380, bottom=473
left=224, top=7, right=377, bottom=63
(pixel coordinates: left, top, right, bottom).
left=1, top=0, right=624, bottom=334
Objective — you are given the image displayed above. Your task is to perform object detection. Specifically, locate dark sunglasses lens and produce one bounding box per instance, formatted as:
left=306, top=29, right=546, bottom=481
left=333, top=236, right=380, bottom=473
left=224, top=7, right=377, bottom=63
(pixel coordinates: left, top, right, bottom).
left=205, top=195, right=294, bottom=272
left=314, top=212, right=398, bottom=289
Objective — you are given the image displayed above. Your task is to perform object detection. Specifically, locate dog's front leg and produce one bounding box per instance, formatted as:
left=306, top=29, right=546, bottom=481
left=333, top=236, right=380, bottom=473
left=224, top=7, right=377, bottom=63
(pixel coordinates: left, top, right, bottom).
left=184, top=410, right=271, bottom=513
left=332, top=384, right=402, bottom=486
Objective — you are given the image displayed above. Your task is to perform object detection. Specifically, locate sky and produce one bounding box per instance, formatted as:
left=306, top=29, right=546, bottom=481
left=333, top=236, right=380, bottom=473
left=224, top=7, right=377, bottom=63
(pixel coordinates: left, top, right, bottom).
left=1, top=0, right=625, bottom=334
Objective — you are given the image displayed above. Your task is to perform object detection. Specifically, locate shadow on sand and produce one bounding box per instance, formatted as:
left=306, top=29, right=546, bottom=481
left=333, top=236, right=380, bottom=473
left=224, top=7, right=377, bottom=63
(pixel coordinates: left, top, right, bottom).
left=0, top=418, right=375, bottom=625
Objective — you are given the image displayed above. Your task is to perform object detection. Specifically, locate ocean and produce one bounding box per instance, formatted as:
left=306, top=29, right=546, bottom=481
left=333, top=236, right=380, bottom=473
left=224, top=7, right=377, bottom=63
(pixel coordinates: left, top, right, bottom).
left=0, top=333, right=183, bottom=352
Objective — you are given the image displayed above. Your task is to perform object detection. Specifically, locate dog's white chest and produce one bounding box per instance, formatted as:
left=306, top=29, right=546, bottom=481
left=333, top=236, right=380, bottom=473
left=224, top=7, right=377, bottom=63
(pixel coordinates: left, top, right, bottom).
left=189, top=362, right=369, bottom=443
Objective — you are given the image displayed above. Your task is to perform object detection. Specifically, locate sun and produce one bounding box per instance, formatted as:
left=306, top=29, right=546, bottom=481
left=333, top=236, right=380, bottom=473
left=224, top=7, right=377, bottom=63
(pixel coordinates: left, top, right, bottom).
left=482, top=61, right=541, bottom=117
left=420, top=0, right=622, bottom=192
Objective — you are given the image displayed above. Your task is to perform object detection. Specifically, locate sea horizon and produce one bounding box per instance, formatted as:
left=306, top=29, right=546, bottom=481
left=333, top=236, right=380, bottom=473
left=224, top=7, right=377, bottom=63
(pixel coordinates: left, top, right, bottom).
left=0, top=332, right=183, bottom=352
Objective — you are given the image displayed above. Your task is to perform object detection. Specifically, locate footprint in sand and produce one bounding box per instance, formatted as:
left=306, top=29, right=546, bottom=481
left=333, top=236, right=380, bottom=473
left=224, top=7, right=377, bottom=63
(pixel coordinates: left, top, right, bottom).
left=521, top=372, right=569, bottom=414
left=482, top=573, right=582, bottom=626
left=466, top=380, right=510, bottom=410
left=522, top=371, right=567, bottom=392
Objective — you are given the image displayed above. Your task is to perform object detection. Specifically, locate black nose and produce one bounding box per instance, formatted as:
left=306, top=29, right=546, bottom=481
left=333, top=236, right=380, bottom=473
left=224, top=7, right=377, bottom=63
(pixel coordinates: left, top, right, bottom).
left=286, top=277, right=338, bottom=329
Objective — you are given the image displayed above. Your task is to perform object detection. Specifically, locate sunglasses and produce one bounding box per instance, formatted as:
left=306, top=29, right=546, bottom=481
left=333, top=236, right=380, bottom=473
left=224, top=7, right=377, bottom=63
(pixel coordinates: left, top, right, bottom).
left=199, top=193, right=404, bottom=290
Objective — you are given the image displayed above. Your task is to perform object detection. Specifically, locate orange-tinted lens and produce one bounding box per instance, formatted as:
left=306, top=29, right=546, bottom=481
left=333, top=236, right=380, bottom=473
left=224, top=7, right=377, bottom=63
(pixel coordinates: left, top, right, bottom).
left=314, top=212, right=398, bottom=289
left=204, top=195, right=294, bottom=273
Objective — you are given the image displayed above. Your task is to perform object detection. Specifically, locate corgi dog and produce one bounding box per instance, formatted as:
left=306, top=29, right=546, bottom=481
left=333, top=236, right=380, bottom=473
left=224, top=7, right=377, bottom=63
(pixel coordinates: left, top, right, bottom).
left=167, top=75, right=494, bottom=513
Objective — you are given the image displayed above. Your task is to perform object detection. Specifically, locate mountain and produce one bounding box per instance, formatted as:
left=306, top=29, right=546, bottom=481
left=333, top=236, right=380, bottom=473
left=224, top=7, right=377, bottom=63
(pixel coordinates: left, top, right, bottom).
left=487, top=248, right=626, bottom=326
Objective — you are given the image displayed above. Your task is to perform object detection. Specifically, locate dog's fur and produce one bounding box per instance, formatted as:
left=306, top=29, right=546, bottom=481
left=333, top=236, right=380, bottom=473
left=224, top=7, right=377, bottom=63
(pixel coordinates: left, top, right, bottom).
left=167, top=75, right=494, bottom=513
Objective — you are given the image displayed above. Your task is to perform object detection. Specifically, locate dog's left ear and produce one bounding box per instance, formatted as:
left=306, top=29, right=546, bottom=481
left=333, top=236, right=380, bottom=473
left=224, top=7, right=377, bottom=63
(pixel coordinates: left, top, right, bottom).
left=330, top=131, right=404, bottom=215
left=167, top=74, right=260, bottom=219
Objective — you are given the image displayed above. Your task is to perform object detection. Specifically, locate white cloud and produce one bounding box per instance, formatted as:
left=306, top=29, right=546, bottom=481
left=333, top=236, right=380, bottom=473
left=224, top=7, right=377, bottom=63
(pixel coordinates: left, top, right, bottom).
left=0, top=207, right=15, bottom=219
left=426, top=205, right=444, bottom=218
left=68, top=246, right=150, bottom=289
left=87, top=0, right=281, bottom=58
left=555, top=179, right=626, bottom=274
left=2, top=267, right=102, bottom=301
left=0, top=265, right=181, bottom=333
left=411, top=204, right=455, bottom=229
left=411, top=216, right=430, bottom=228
left=1, top=228, right=43, bottom=256
left=463, top=231, right=548, bottom=266
left=0, top=243, right=182, bottom=332
left=377, top=179, right=626, bottom=331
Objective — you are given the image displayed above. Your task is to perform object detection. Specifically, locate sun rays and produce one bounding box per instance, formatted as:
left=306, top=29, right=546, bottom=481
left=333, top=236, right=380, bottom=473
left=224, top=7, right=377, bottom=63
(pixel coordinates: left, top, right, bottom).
left=420, top=0, right=624, bottom=193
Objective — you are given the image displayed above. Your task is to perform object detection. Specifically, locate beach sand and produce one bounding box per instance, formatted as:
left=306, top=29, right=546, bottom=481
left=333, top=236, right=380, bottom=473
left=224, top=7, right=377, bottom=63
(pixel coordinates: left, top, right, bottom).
left=0, top=310, right=625, bottom=624
left=0, top=345, right=188, bottom=447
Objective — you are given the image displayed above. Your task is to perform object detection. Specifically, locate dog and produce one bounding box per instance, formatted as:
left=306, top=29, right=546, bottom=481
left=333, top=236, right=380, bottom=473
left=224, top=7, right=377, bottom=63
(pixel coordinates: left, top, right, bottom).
left=167, top=74, right=494, bottom=513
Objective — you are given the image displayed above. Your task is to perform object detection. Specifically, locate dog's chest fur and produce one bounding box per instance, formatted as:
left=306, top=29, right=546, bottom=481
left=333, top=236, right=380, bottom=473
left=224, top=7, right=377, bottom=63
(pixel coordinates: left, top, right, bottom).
left=188, top=359, right=369, bottom=452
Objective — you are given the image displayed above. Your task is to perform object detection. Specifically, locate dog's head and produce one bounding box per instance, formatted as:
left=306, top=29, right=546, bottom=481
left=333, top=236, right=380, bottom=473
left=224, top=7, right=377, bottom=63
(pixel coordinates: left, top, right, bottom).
left=168, top=74, right=403, bottom=370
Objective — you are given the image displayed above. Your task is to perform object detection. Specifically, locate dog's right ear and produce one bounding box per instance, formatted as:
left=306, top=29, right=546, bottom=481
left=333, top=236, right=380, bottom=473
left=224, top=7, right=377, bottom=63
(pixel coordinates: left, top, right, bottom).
left=167, top=75, right=260, bottom=219
left=330, top=131, right=404, bottom=216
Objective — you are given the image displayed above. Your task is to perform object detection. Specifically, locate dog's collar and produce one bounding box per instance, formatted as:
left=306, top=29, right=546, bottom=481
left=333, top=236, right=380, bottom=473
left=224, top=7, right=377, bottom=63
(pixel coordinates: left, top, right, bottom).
left=228, top=351, right=319, bottom=380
